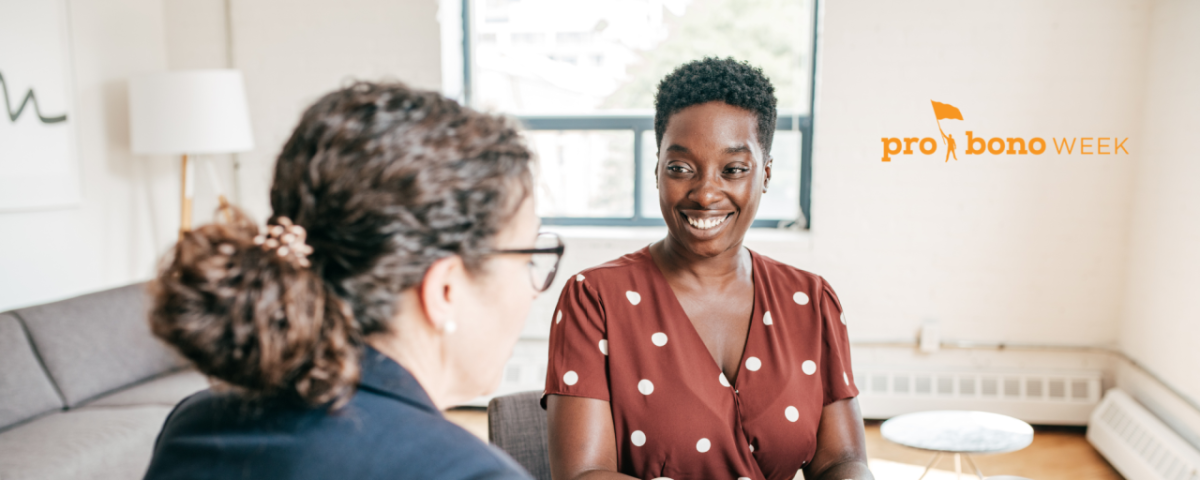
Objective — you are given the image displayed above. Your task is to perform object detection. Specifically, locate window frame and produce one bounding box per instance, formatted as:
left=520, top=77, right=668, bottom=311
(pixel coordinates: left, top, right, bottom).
left=460, top=0, right=819, bottom=229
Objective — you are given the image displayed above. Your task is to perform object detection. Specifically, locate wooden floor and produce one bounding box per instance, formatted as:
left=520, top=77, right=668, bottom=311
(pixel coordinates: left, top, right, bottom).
left=445, top=410, right=1123, bottom=479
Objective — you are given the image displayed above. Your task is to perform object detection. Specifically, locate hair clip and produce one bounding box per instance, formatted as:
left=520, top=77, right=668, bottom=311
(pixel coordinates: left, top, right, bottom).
left=253, top=217, right=314, bottom=268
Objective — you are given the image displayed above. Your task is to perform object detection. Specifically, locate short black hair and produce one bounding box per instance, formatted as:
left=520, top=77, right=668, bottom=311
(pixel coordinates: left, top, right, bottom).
left=653, top=57, right=778, bottom=153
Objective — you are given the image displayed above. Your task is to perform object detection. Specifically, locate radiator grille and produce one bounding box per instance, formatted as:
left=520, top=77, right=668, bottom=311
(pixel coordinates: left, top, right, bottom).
left=1088, top=389, right=1200, bottom=480
left=854, top=369, right=1101, bottom=402
left=854, top=367, right=1103, bottom=425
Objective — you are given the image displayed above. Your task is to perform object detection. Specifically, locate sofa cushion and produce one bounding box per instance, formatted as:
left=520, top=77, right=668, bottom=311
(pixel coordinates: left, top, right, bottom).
left=0, top=405, right=173, bottom=480
left=0, top=313, right=64, bottom=431
left=15, top=284, right=186, bottom=407
left=86, top=369, right=209, bottom=408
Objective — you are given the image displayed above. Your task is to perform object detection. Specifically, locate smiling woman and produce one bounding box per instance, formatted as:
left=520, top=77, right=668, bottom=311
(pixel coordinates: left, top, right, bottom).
left=658, top=100, right=766, bottom=250
left=543, top=58, right=873, bottom=480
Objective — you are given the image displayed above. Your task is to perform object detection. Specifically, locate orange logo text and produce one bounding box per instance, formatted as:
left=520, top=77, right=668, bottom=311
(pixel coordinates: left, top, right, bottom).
left=880, top=101, right=1129, bottom=162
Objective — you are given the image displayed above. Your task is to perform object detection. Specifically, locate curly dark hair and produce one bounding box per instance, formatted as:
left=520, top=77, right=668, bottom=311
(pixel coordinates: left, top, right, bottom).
left=149, top=82, right=533, bottom=408
left=653, top=57, right=778, bottom=152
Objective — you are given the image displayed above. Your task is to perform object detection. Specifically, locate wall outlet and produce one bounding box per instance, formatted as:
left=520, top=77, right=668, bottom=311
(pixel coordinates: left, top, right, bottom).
left=919, top=320, right=940, bottom=353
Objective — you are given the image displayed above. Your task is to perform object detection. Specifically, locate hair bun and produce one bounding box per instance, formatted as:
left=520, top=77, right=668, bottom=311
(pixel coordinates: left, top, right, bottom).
left=149, top=206, right=360, bottom=407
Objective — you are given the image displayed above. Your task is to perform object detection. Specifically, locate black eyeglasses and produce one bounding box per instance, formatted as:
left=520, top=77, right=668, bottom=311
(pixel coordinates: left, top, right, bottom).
left=481, top=232, right=565, bottom=292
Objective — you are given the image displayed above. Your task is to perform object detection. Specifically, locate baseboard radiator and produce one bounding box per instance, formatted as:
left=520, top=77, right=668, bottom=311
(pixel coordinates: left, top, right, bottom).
left=853, top=367, right=1102, bottom=425
left=1087, top=389, right=1200, bottom=480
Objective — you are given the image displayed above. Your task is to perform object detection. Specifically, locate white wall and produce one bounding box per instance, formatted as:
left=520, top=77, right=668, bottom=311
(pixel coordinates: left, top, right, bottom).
left=228, top=0, right=443, bottom=221
left=0, top=0, right=445, bottom=311
left=161, top=0, right=446, bottom=225
left=0, top=0, right=172, bottom=311
left=810, top=0, right=1148, bottom=346
left=1117, top=0, right=1200, bottom=438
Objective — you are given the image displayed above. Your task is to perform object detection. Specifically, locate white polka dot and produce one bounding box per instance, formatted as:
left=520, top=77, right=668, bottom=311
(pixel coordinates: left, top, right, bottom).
left=843, top=371, right=850, bottom=385
left=563, top=371, right=578, bottom=385
left=696, top=438, right=711, bottom=452
left=626, top=291, right=641, bottom=305
left=719, top=372, right=731, bottom=387
left=749, top=444, right=755, bottom=453
left=785, top=406, right=799, bottom=422
left=739, top=477, right=752, bottom=480
left=631, top=430, right=646, bottom=446
left=746, top=357, right=762, bottom=371
left=841, top=311, right=847, bottom=324
left=638, top=379, right=654, bottom=395
left=802, top=360, right=817, bottom=375
left=763, top=311, right=773, bottom=325
left=793, top=291, right=810, bottom=305
left=556, top=310, right=562, bottom=324
left=651, top=332, right=668, bottom=347
left=599, top=339, right=608, bottom=356
left=576, top=274, right=585, bottom=282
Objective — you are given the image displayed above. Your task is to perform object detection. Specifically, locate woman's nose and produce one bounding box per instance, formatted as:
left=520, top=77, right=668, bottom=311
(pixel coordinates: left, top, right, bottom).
left=687, top=175, right=723, bottom=207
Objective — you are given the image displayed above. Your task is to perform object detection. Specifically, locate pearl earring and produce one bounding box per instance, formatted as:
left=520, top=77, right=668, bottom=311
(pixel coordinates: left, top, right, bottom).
left=442, top=320, right=458, bottom=334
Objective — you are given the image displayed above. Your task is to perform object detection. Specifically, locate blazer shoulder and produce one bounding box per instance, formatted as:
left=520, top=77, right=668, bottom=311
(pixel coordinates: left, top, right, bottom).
left=356, top=393, right=532, bottom=479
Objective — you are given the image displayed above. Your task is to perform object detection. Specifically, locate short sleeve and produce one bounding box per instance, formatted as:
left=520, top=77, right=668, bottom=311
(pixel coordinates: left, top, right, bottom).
left=818, top=277, right=859, bottom=405
left=542, top=274, right=610, bottom=408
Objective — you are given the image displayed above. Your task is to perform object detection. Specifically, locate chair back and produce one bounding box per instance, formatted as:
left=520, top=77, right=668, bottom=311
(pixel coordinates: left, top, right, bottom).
left=488, top=391, right=551, bottom=480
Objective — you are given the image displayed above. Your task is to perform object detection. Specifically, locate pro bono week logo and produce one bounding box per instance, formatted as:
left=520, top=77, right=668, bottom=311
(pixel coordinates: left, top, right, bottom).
left=880, top=101, right=1129, bottom=162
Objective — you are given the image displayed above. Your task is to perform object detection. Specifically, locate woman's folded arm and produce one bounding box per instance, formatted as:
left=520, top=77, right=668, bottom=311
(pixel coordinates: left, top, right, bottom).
left=546, top=395, right=638, bottom=480
left=803, top=398, right=875, bottom=480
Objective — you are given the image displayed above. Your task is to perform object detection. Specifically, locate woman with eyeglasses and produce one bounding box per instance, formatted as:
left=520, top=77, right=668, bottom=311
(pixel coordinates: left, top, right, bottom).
left=542, top=58, right=873, bottom=480
left=142, top=82, right=563, bottom=480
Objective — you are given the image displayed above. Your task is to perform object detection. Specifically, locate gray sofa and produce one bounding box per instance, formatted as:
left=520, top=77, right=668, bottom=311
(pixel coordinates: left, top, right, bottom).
left=0, top=284, right=209, bottom=480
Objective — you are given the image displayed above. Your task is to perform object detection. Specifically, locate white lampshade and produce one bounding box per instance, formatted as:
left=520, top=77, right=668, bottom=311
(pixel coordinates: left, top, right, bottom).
left=129, top=69, right=254, bottom=155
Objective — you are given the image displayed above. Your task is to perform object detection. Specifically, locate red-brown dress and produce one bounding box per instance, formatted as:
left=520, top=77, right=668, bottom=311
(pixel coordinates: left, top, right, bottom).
left=542, top=247, right=859, bottom=480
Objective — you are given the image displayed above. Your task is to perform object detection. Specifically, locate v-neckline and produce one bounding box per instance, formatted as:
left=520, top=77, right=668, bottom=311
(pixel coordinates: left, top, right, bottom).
left=641, top=246, right=760, bottom=389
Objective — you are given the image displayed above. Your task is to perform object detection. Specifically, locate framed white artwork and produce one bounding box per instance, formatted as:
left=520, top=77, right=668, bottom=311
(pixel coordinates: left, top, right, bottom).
left=0, top=0, right=78, bottom=211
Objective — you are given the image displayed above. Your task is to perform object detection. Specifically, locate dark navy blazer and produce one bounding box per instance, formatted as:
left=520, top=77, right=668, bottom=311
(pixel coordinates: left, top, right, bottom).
left=143, top=346, right=531, bottom=480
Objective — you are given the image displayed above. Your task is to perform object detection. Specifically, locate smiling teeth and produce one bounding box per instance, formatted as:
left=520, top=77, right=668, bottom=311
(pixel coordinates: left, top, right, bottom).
left=687, top=215, right=728, bottom=230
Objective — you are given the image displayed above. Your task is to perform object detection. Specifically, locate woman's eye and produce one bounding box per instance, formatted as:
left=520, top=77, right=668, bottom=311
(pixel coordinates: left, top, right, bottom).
left=666, top=165, right=688, bottom=173
left=725, top=167, right=750, bottom=174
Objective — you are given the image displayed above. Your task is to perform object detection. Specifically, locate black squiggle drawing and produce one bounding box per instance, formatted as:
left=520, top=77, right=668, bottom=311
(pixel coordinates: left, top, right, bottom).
left=1, top=70, right=68, bottom=124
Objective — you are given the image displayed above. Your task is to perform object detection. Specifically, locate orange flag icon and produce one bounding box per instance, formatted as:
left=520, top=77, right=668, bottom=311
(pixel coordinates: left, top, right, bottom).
left=931, top=100, right=963, bottom=121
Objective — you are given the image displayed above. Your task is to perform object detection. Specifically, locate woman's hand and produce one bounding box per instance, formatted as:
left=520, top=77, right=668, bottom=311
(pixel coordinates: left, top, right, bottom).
left=546, top=395, right=639, bottom=480
left=803, top=397, right=875, bottom=480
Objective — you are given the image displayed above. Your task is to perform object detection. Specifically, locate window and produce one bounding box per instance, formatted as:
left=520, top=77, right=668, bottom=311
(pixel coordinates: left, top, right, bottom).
left=459, top=0, right=817, bottom=227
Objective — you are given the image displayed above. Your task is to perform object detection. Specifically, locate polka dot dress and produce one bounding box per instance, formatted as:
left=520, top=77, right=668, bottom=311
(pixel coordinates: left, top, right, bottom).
left=543, top=248, right=859, bottom=480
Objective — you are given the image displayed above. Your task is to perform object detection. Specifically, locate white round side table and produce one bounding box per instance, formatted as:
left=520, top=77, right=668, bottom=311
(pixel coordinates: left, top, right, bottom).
left=880, top=410, right=1034, bottom=479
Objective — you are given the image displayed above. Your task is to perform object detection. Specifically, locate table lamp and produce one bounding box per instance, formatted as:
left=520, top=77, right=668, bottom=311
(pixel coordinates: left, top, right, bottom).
left=129, top=69, right=254, bottom=239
